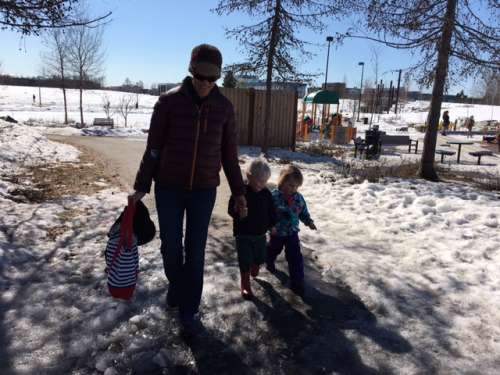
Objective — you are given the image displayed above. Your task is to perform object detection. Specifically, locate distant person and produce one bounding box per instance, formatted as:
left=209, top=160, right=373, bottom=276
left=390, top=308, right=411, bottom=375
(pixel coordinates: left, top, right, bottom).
left=442, top=110, right=450, bottom=135
left=32, top=94, right=36, bottom=104
left=466, top=115, right=474, bottom=138
left=130, top=44, right=246, bottom=337
left=304, top=115, right=313, bottom=132
left=267, top=165, right=316, bottom=297
left=496, top=126, right=500, bottom=152
left=228, top=158, right=276, bottom=300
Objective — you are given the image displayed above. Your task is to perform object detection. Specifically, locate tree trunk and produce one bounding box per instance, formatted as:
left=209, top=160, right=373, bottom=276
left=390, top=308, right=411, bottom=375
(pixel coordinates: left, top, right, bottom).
left=420, top=0, right=457, bottom=181
left=79, top=69, right=84, bottom=126
left=79, top=85, right=84, bottom=126
left=62, top=65, right=68, bottom=125
left=63, top=87, right=68, bottom=124
left=262, top=0, right=281, bottom=154
left=59, top=54, right=68, bottom=125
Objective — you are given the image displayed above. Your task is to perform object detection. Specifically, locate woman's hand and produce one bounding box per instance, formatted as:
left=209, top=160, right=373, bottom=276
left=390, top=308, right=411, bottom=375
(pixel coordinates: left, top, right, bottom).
left=128, top=191, right=145, bottom=204
left=234, top=195, right=248, bottom=219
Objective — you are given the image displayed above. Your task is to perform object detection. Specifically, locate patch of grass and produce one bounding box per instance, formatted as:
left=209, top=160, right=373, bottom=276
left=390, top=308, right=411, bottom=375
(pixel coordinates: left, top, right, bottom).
left=341, top=159, right=420, bottom=183
left=296, top=142, right=348, bottom=158
left=2, top=143, right=116, bottom=203
left=437, top=166, right=500, bottom=191
left=46, top=225, right=71, bottom=241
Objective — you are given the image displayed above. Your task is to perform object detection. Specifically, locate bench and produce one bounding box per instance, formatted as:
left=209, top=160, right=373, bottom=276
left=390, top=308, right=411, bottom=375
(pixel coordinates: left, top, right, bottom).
left=435, top=149, right=456, bottom=163
left=483, top=135, right=496, bottom=144
left=379, top=135, right=418, bottom=154
left=469, top=151, right=493, bottom=165
left=92, top=118, right=114, bottom=127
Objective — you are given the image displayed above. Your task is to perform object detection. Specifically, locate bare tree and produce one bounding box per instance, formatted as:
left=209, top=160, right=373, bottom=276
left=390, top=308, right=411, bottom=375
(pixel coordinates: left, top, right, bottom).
left=401, top=73, right=412, bottom=106
left=1, top=0, right=111, bottom=35
left=345, top=0, right=500, bottom=180
left=66, top=21, right=105, bottom=126
left=223, top=70, right=237, bottom=88
left=480, top=70, right=500, bottom=106
left=101, top=93, right=112, bottom=119
left=370, top=46, right=380, bottom=87
left=41, top=29, right=70, bottom=124
left=117, top=94, right=134, bottom=127
left=214, top=0, right=350, bottom=153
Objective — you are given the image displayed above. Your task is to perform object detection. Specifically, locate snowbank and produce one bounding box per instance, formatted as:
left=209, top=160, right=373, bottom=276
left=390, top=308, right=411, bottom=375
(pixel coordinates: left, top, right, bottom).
left=239, top=148, right=500, bottom=374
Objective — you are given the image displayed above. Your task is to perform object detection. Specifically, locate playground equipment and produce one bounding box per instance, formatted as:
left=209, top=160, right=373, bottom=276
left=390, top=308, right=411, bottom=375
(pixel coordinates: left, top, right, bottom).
left=298, top=90, right=356, bottom=144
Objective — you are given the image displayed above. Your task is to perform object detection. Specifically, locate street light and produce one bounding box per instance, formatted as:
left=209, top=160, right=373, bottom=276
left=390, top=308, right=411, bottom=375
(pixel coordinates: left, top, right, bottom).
left=357, top=62, right=365, bottom=122
left=324, top=36, right=334, bottom=89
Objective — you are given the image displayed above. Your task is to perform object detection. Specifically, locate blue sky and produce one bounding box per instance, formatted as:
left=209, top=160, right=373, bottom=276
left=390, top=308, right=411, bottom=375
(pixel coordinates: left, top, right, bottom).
left=0, top=0, right=475, bottom=94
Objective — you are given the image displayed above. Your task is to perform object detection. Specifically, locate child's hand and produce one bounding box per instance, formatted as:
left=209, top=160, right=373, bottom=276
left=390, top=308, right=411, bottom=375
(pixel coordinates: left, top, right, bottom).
left=308, top=222, right=317, bottom=230
left=233, top=195, right=248, bottom=219
left=238, top=206, right=248, bottom=219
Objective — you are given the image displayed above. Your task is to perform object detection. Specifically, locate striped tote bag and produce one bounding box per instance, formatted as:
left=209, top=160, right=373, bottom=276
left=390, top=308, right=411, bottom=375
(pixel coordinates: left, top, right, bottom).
left=105, top=199, right=139, bottom=300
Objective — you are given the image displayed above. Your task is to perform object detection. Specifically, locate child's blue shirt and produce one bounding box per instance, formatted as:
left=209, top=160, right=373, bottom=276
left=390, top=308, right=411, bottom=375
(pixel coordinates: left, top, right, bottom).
left=271, top=189, right=313, bottom=236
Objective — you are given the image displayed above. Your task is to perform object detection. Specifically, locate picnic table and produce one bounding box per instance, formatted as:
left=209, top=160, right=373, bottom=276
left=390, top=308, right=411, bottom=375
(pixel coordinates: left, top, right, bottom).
left=446, top=140, right=474, bottom=164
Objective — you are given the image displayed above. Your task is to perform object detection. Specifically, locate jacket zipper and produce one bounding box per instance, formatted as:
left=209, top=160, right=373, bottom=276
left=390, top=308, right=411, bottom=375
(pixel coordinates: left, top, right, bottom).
left=189, top=105, right=202, bottom=190
left=203, top=106, right=208, bottom=133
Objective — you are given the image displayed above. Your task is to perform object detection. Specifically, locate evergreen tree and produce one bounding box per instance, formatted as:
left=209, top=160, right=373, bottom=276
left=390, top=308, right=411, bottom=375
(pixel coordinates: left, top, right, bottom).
left=214, top=0, right=349, bottom=153
left=223, top=70, right=238, bottom=88
left=346, top=0, right=499, bottom=180
left=1, top=0, right=110, bottom=35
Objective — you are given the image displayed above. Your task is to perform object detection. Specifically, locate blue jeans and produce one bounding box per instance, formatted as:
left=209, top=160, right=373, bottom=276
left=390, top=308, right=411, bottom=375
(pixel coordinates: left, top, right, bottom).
left=155, top=185, right=216, bottom=316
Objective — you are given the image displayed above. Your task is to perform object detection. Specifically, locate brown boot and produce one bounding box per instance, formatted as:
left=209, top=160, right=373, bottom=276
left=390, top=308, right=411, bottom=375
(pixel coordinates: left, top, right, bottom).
left=240, top=271, right=253, bottom=300
left=250, top=264, right=260, bottom=278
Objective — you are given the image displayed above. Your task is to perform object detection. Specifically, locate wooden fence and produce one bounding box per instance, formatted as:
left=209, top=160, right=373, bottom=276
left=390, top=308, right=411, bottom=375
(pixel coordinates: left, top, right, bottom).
left=220, top=87, right=298, bottom=148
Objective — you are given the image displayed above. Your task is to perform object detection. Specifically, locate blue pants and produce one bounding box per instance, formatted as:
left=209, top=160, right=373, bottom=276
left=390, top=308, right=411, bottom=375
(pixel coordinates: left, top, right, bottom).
left=267, top=232, right=304, bottom=285
left=155, top=185, right=216, bottom=316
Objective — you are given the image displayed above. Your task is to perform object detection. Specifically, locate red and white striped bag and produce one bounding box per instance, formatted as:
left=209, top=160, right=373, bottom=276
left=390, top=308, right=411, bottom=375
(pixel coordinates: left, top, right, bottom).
left=105, top=199, right=139, bottom=300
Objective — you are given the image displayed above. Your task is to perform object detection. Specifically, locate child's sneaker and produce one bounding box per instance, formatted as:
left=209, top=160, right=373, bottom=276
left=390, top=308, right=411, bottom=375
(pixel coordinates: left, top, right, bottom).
left=240, top=271, right=253, bottom=300
left=250, top=264, right=260, bottom=278
left=266, top=261, right=276, bottom=273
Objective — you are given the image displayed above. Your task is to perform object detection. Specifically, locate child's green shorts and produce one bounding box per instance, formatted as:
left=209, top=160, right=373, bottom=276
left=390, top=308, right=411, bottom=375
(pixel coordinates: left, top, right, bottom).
left=235, top=234, right=267, bottom=272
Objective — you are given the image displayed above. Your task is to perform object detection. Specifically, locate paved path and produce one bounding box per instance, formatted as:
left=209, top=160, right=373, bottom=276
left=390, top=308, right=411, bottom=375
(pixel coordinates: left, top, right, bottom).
left=48, top=135, right=233, bottom=221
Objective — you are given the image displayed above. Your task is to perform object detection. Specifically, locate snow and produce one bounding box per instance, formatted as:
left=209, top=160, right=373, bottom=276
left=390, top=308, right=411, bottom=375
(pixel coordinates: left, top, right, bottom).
left=1, top=87, right=500, bottom=373
left=0, top=120, right=80, bottom=196
left=238, top=147, right=500, bottom=374
left=2, top=84, right=498, bottom=140
left=301, top=97, right=499, bottom=138
left=0, top=84, right=155, bottom=133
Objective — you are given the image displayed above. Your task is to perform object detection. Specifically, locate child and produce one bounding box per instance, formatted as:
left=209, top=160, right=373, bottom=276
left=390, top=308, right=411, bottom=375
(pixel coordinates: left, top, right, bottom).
left=228, top=158, right=276, bottom=299
left=267, top=165, right=316, bottom=296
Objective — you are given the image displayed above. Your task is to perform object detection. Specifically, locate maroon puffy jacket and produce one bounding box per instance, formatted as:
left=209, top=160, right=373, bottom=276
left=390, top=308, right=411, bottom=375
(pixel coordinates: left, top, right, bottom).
left=134, top=77, right=244, bottom=196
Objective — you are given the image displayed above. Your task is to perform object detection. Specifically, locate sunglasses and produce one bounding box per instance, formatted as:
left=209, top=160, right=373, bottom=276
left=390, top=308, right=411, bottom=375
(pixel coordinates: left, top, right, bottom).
left=193, top=73, right=218, bottom=83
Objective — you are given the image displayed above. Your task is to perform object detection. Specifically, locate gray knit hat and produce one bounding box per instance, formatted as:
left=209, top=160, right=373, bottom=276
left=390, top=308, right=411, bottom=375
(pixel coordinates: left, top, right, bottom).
left=189, top=44, right=222, bottom=79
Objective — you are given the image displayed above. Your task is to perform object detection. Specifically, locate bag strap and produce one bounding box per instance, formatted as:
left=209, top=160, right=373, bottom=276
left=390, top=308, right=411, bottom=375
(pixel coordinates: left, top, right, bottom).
left=109, top=198, right=136, bottom=271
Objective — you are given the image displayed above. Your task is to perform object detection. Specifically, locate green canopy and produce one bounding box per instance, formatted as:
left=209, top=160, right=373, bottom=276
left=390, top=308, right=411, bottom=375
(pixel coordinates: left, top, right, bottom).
left=303, top=90, right=340, bottom=104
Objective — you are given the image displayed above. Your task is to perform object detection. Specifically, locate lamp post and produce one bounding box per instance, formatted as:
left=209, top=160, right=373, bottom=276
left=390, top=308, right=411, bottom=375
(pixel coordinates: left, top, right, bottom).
left=324, top=36, right=334, bottom=89
left=356, top=61, right=364, bottom=122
